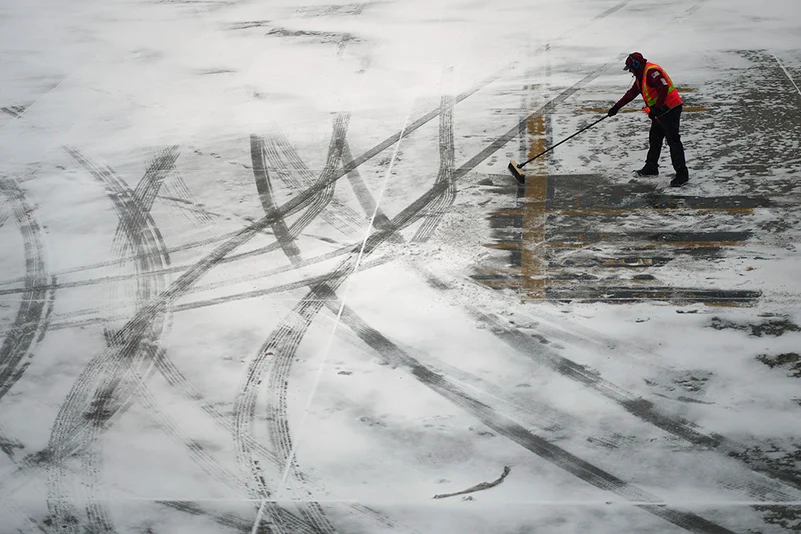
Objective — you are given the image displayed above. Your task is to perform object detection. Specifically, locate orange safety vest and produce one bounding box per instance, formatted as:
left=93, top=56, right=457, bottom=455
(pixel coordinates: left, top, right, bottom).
left=639, top=62, right=682, bottom=114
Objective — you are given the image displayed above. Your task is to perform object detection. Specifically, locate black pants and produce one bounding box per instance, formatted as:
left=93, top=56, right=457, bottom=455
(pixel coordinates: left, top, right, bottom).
left=646, top=104, right=687, bottom=176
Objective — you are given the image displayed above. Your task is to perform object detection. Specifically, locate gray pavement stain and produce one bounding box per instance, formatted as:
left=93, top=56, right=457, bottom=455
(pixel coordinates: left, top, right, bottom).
left=477, top=173, right=768, bottom=304
left=756, top=353, right=801, bottom=378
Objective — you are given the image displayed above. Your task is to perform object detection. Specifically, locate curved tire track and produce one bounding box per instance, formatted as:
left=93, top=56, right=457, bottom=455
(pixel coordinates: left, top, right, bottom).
left=412, top=95, right=456, bottom=243
left=240, top=121, right=354, bottom=534
left=0, top=63, right=590, bottom=524
left=245, top=93, right=741, bottom=533
left=0, top=177, right=49, bottom=404
left=264, top=121, right=367, bottom=238
left=45, top=146, right=339, bottom=534
left=252, top=134, right=302, bottom=263
left=229, top=69, right=610, bottom=527
left=267, top=113, right=355, bottom=237
left=45, top=148, right=176, bottom=533
left=243, top=167, right=736, bottom=534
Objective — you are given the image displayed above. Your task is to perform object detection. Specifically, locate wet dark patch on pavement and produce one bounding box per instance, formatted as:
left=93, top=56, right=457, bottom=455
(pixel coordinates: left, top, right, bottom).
left=645, top=370, right=714, bottom=404
left=547, top=230, right=753, bottom=244
left=550, top=255, right=675, bottom=268
left=709, top=317, right=801, bottom=337
left=692, top=50, right=801, bottom=179
left=729, top=442, right=801, bottom=491
left=752, top=505, right=801, bottom=532
left=756, top=353, right=801, bottom=378
left=477, top=167, right=765, bottom=304
left=545, top=286, right=761, bottom=305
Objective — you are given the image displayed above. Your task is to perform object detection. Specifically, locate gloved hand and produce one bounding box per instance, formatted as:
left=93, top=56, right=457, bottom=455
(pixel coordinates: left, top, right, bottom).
left=607, top=105, right=620, bottom=117
left=649, top=106, right=666, bottom=120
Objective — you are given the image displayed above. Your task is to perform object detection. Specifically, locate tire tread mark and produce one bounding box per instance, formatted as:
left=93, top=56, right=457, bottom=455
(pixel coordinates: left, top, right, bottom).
left=267, top=114, right=356, bottom=237
left=46, top=148, right=176, bottom=533
left=0, top=177, right=49, bottom=403
left=9, top=67, right=593, bottom=528
left=0, top=421, right=24, bottom=460
left=0, top=62, right=504, bottom=291
left=265, top=128, right=367, bottom=237
left=159, top=501, right=252, bottom=532
left=70, top=148, right=174, bottom=533
left=241, top=123, right=354, bottom=534
left=413, top=95, right=456, bottom=243
left=336, top=307, right=735, bottom=534
left=251, top=135, right=302, bottom=261
left=0, top=23, right=608, bottom=529
left=487, top=319, right=801, bottom=491
left=246, top=147, right=734, bottom=534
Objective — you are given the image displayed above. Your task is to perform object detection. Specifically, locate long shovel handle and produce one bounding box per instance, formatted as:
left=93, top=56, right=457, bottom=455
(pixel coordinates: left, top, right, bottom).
left=519, top=115, right=607, bottom=168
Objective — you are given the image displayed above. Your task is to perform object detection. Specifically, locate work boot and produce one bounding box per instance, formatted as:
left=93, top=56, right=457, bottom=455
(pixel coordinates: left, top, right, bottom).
left=670, top=168, right=689, bottom=187
left=635, top=165, right=659, bottom=177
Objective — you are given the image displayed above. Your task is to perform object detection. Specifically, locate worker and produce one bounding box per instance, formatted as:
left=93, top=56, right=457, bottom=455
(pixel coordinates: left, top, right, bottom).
left=607, top=52, right=689, bottom=187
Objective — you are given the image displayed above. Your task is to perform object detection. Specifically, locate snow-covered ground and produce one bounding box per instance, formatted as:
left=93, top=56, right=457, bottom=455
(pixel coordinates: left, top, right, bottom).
left=1, top=0, right=801, bottom=532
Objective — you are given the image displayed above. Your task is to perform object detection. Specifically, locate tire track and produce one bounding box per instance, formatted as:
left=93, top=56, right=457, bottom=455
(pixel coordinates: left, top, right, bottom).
left=0, top=60, right=508, bottom=294
left=243, top=71, right=606, bottom=532
left=43, top=144, right=346, bottom=534
left=268, top=195, right=737, bottom=533
left=0, top=421, right=24, bottom=460
left=267, top=113, right=355, bottom=239
left=340, top=140, right=390, bottom=233
left=264, top=124, right=367, bottom=237
left=3, top=244, right=361, bottom=333
left=333, top=305, right=755, bottom=533
left=1, top=60, right=593, bottom=509
left=412, top=95, right=456, bottom=243
left=252, top=134, right=302, bottom=262
left=251, top=132, right=334, bottom=534
left=47, top=148, right=176, bottom=533
left=243, top=147, right=735, bottom=534
left=103, top=147, right=178, bottom=336
left=73, top=149, right=175, bottom=534
left=241, top=121, right=353, bottom=534
left=0, top=177, right=49, bottom=403
left=415, top=364, right=736, bottom=533
left=0, top=196, right=8, bottom=228
left=461, top=305, right=801, bottom=493
left=0, top=0, right=636, bottom=296
left=148, top=338, right=401, bottom=533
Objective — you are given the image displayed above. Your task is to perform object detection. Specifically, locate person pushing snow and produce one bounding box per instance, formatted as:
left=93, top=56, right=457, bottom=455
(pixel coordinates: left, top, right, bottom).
left=607, top=52, right=689, bottom=187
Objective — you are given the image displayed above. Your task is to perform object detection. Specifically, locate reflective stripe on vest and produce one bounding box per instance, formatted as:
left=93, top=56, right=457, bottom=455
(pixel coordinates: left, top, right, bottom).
left=639, top=62, right=682, bottom=109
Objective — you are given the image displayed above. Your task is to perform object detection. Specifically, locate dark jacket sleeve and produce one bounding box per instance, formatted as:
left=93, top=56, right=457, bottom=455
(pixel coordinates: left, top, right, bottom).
left=614, top=80, right=640, bottom=109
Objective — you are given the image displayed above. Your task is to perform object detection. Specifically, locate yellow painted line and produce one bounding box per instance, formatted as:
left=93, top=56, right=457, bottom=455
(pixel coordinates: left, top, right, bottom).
left=522, top=111, right=548, bottom=298
left=473, top=267, right=520, bottom=275
left=478, top=279, right=518, bottom=289
left=704, top=301, right=756, bottom=308
left=489, top=208, right=523, bottom=217
left=578, top=107, right=709, bottom=113
left=484, top=242, right=522, bottom=250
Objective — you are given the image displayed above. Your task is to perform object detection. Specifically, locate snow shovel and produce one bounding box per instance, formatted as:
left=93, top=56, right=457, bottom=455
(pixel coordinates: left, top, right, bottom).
left=507, top=115, right=608, bottom=184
